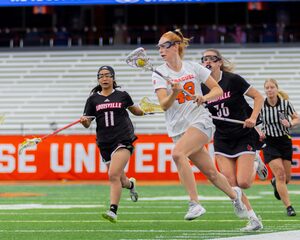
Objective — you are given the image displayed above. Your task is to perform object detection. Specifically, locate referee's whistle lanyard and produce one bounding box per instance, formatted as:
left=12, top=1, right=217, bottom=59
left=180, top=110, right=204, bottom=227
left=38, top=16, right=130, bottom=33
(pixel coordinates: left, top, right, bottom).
left=283, top=126, right=292, bottom=139
left=278, top=132, right=292, bottom=139
left=278, top=103, right=292, bottom=139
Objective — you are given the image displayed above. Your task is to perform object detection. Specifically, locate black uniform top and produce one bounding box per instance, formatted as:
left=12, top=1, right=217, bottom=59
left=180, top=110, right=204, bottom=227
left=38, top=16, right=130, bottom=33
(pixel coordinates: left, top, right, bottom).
left=261, top=97, right=296, bottom=137
left=83, top=89, right=136, bottom=145
left=201, top=71, right=252, bottom=140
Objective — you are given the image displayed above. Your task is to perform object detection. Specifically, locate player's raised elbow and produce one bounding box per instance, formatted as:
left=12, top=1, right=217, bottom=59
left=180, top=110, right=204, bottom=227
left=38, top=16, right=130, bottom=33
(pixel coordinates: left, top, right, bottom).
left=213, top=85, right=223, bottom=99
left=217, top=86, right=223, bottom=97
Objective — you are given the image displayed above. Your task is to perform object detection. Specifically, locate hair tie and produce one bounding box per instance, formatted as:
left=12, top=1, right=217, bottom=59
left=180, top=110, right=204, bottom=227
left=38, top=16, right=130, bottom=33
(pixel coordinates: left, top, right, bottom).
left=172, top=30, right=183, bottom=40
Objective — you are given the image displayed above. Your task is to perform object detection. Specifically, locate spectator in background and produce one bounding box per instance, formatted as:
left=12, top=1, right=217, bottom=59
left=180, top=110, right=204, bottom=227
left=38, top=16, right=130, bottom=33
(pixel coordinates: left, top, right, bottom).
left=80, top=65, right=144, bottom=223
left=262, top=23, right=277, bottom=43
left=261, top=78, right=299, bottom=216
left=114, top=23, right=127, bottom=45
left=24, top=28, right=41, bottom=46
left=0, top=28, right=12, bottom=47
left=204, top=24, right=219, bottom=43
left=201, top=48, right=265, bottom=231
left=54, top=27, right=69, bottom=46
left=233, top=25, right=247, bottom=44
left=245, top=24, right=256, bottom=43
left=152, top=29, right=245, bottom=222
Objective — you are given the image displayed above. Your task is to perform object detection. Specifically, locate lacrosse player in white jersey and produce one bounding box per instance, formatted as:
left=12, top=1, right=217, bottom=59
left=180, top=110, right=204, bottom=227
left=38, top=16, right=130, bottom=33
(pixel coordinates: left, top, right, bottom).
left=152, top=29, right=246, bottom=221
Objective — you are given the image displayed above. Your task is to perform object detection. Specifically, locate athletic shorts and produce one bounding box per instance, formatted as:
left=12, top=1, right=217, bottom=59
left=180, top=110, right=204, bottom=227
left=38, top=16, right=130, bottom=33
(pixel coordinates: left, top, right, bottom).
left=97, top=140, right=135, bottom=164
left=263, top=135, right=293, bottom=164
left=214, top=128, right=261, bottom=158
left=172, top=120, right=215, bottom=143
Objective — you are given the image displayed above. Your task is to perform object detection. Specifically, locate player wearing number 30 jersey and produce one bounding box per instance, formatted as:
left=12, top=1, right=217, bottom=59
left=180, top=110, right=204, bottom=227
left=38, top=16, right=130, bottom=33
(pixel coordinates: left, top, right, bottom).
left=201, top=49, right=264, bottom=232
left=201, top=71, right=255, bottom=140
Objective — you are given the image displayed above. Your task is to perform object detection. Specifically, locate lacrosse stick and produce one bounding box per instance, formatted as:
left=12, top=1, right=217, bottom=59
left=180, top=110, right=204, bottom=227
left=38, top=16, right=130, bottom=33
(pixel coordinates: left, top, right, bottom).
left=138, top=97, right=244, bottom=124
left=139, top=97, right=164, bottom=114
left=138, top=96, right=244, bottom=122
left=126, top=47, right=193, bottom=97
left=210, top=115, right=245, bottom=125
left=18, top=116, right=95, bottom=154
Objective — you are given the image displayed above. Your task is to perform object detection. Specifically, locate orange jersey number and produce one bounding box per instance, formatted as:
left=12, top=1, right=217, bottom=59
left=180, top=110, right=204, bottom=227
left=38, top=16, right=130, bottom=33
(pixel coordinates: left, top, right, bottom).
left=176, top=82, right=195, bottom=104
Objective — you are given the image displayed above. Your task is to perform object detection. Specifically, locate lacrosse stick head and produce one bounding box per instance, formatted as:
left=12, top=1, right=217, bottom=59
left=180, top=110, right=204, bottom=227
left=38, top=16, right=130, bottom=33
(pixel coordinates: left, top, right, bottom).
left=139, top=97, right=164, bottom=114
left=0, top=115, right=5, bottom=125
left=19, top=137, right=42, bottom=155
left=126, top=47, right=153, bottom=71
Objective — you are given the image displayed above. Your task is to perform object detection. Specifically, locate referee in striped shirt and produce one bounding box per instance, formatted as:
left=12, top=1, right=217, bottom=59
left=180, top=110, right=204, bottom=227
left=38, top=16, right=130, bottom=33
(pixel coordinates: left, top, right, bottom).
left=261, top=78, right=300, bottom=217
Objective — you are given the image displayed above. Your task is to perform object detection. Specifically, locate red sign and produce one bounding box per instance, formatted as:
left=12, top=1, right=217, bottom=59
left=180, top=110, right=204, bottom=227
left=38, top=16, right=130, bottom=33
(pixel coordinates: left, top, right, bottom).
left=0, top=135, right=300, bottom=180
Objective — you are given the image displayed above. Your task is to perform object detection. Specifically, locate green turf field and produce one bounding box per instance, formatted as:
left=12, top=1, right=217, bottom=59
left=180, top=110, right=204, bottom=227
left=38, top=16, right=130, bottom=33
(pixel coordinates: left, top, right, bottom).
left=0, top=182, right=299, bottom=240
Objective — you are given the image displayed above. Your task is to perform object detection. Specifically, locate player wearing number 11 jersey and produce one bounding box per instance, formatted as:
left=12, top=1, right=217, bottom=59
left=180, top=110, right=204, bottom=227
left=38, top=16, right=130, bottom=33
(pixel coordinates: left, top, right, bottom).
left=81, top=65, right=144, bottom=223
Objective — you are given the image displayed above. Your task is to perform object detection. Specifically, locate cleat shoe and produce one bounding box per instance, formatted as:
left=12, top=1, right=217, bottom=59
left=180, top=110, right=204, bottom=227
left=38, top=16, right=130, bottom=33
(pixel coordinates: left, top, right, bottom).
left=129, top=177, right=138, bottom=202
left=184, top=201, right=206, bottom=221
left=287, top=206, right=296, bottom=217
left=102, top=210, right=117, bottom=223
left=240, top=216, right=263, bottom=231
left=255, top=153, right=268, bottom=180
left=232, top=187, right=248, bottom=219
left=271, top=177, right=281, bottom=200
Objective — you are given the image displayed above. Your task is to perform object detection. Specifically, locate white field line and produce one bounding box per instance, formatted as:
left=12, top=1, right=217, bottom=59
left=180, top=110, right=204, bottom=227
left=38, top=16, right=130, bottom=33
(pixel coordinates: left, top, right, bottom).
left=0, top=229, right=286, bottom=233
left=214, top=230, right=300, bottom=240
left=0, top=201, right=271, bottom=206
left=0, top=219, right=299, bottom=223
left=0, top=228, right=300, bottom=240
left=259, top=190, right=300, bottom=195
left=0, top=204, right=183, bottom=209
left=133, top=196, right=261, bottom=201
left=0, top=210, right=294, bottom=215
left=0, top=203, right=296, bottom=210
left=1, top=229, right=299, bottom=240
left=0, top=204, right=103, bottom=210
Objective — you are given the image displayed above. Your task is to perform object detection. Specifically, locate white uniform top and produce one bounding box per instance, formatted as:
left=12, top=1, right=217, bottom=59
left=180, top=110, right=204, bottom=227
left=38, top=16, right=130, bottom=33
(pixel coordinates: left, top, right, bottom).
left=152, top=61, right=212, bottom=137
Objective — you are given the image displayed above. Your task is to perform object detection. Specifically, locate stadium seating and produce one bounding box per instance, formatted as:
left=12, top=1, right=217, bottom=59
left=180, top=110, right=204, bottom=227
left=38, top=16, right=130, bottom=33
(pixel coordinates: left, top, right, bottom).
left=1, top=47, right=300, bottom=135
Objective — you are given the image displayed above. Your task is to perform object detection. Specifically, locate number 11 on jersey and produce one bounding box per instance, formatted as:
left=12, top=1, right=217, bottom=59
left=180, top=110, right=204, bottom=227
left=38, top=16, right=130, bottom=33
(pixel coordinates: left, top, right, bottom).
left=104, top=111, right=115, bottom=127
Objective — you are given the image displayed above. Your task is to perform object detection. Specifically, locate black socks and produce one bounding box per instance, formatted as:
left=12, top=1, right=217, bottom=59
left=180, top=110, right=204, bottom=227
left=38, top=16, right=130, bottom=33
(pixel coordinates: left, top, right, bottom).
left=110, top=204, right=118, bottom=214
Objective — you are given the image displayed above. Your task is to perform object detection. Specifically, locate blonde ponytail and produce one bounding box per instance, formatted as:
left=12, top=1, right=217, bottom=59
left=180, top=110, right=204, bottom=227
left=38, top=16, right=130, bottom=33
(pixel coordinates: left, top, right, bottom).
left=278, top=90, right=289, bottom=100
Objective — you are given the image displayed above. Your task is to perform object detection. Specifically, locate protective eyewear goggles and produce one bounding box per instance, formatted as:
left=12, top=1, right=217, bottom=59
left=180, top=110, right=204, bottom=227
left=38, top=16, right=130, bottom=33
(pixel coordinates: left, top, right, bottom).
left=156, top=41, right=180, bottom=49
left=201, top=55, right=221, bottom=63
left=97, top=73, right=114, bottom=79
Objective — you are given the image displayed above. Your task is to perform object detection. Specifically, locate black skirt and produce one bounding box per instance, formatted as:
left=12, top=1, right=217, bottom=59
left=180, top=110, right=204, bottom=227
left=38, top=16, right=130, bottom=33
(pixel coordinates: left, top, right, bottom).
left=214, top=128, right=262, bottom=158
left=263, top=134, right=293, bottom=164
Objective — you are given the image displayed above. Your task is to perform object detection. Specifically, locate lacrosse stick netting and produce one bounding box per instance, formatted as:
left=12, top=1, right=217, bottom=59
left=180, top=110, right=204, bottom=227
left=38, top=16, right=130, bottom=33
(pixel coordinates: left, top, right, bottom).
left=126, top=47, right=192, bottom=97
left=19, top=116, right=95, bottom=154
left=0, top=115, right=5, bottom=125
left=139, top=97, right=164, bottom=114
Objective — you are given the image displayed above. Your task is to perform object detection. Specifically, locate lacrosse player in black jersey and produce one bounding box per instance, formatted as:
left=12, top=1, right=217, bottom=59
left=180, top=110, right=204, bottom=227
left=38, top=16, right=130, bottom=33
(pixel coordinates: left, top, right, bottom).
left=261, top=78, right=299, bottom=216
left=80, top=66, right=144, bottom=223
left=201, top=49, right=265, bottom=231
